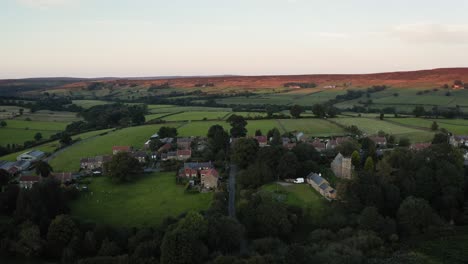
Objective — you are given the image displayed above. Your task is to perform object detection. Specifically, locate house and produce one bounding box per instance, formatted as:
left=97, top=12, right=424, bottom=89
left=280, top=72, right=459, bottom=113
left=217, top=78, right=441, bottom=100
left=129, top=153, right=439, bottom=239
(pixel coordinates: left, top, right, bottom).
left=326, top=137, right=350, bottom=150
left=294, top=132, right=305, bottom=142
left=51, top=172, right=73, bottom=185
left=13, top=160, right=31, bottom=171
left=177, top=137, right=192, bottom=150
left=158, top=143, right=172, bottom=153
left=19, top=175, right=41, bottom=189
left=176, top=149, right=192, bottom=161
left=369, top=136, right=387, bottom=147
left=17, top=150, right=46, bottom=162
left=160, top=138, right=174, bottom=144
left=450, top=135, right=468, bottom=147
left=410, top=143, right=432, bottom=151
left=166, top=151, right=177, bottom=160
left=255, top=136, right=268, bottom=147
left=200, top=168, right=219, bottom=189
left=80, top=155, right=112, bottom=170
left=311, top=139, right=326, bottom=152
left=331, top=153, right=353, bottom=179
left=306, top=172, right=337, bottom=200
left=144, top=140, right=152, bottom=149
left=112, top=146, right=132, bottom=155
left=150, top=133, right=159, bottom=139
left=0, top=161, right=19, bottom=176
left=178, top=162, right=214, bottom=178
left=132, top=151, right=147, bottom=163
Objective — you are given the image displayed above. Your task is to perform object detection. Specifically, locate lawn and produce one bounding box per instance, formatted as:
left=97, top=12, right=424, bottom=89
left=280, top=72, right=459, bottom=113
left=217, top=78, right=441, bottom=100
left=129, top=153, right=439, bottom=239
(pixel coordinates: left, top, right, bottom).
left=333, top=117, right=434, bottom=143
left=261, top=183, right=325, bottom=213
left=70, top=172, right=213, bottom=227
left=278, top=119, right=346, bottom=137
left=50, top=124, right=173, bottom=172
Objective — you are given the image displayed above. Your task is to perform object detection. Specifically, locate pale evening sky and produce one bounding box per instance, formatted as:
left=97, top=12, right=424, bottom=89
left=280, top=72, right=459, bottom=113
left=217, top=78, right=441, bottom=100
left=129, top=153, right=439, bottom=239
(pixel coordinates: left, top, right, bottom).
left=1, top=0, right=468, bottom=78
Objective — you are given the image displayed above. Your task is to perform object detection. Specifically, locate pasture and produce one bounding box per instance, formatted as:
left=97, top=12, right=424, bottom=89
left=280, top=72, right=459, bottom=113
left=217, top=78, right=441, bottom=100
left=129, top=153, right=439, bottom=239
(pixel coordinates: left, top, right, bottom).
left=278, top=119, right=346, bottom=137
left=163, top=111, right=231, bottom=121
left=16, top=110, right=82, bottom=122
left=0, top=120, right=69, bottom=146
left=72, top=100, right=112, bottom=109
left=0, top=129, right=112, bottom=161
left=390, top=118, right=468, bottom=135
left=50, top=124, right=173, bottom=172
left=333, top=117, right=434, bottom=143
left=71, top=172, right=213, bottom=227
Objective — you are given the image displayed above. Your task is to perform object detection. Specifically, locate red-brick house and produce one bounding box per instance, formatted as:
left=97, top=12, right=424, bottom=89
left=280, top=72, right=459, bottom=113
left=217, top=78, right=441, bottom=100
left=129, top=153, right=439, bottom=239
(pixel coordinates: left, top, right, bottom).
left=158, top=143, right=172, bottom=153
left=311, top=139, right=326, bottom=152
left=200, top=168, right=219, bottom=189
left=369, top=136, right=387, bottom=147
left=112, top=146, right=132, bottom=155
left=410, top=142, right=432, bottom=151
left=177, top=137, right=192, bottom=150
left=132, top=151, right=147, bottom=163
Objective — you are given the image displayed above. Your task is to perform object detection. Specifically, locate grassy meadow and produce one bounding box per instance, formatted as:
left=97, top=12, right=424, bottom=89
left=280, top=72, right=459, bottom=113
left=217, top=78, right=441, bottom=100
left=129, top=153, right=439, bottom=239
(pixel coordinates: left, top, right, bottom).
left=71, top=172, right=213, bottom=227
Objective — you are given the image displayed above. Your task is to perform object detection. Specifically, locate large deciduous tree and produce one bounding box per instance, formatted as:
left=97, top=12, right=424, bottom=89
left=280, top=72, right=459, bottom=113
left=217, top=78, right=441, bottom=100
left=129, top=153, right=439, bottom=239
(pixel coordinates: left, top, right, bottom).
left=227, top=114, right=247, bottom=138
left=290, top=105, right=303, bottom=118
left=231, top=138, right=259, bottom=169
left=104, top=152, right=143, bottom=183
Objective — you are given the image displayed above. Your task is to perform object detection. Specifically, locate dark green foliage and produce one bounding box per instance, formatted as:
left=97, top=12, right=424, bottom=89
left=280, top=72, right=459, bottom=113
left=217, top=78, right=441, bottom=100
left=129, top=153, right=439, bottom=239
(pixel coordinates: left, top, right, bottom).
left=158, top=126, right=178, bottom=138
left=207, top=125, right=230, bottom=155
left=34, top=132, right=42, bottom=141
left=312, top=104, right=327, bottom=118
left=60, top=133, right=73, bottom=146
left=277, top=152, right=299, bottom=180
left=227, top=114, right=248, bottom=137
left=413, top=106, right=426, bottom=117
left=34, top=161, right=53, bottom=177
left=46, top=214, right=79, bottom=258
left=231, top=138, right=259, bottom=169
left=290, top=105, right=303, bottom=118
left=206, top=215, right=244, bottom=254
left=397, top=196, right=437, bottom=234
left=104, top=152, right=143, bottom=183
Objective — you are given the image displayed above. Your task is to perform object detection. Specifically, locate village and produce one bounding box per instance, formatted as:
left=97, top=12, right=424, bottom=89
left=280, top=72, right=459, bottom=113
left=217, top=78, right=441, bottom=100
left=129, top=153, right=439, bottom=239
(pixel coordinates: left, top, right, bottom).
left=2, top=127, right=468, bottom=203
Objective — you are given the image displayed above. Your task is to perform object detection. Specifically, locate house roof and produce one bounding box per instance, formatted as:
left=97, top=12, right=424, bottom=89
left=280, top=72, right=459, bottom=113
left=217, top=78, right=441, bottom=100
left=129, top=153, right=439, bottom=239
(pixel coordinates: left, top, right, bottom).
left=112, top=146, right=131, bottom=152
left=370, top=136, right=387, bottom=144
left=307, top=172, right=325, bottom=185
left=177, top=137, right=192, bottom=143
left=150, top=133, right=159, bottom=139
left=19, top=175, right=40, bottom=182
left=201, top=168, right=219, bottom=177
left=132, top=151, right=147, bottom=158
left=20, top=150, right=45, bottom=158
left=177, top=149, right=192, bottom=156
left=410, top=143, right=432, bottom=151
left=158, top=143, right=172, bottom=152
left=184, top=162, right=213, bottom=170
left=255, top=136, right=267, bottom=143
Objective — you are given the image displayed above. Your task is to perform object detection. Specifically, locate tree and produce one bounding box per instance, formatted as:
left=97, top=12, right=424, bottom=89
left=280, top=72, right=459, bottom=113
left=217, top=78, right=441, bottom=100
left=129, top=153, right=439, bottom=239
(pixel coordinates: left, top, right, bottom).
left=47, top=214, right=79, bottom=258
left=431, top=121, right=439, bottom=131
left=19, top=108, right=24, bottom=115
left=398, top=137, right=411, bottom=147
left=379, top=113, right=384, bottom=120
left=312, top=104, right=326, bottom=118
left=351, top=150, right=361, bottom=168
left=359, top=207, right=384, bottom=232
left=227, top=114, right=247, bottom=138
left=13, top=221, right=44, bottom=257
left=0, top=120, right=6, bottom=127
left=432, top=133, right=449, bottom=144
left=158, top=126, right=178, bottom=138
left=231, top=138, right=259, bottom=169
left=255, top=129, right=262, bottom=136
left=207, top=125, right=230, bottom=154
left=290, top=105, right=303, bottom=118
left=104, top=152, right=143, bottom=183
left=397, top=196, right=436, bottom=234
left=206, top=215, right=244, bottom=254
left=268, top=128, right=282, bottom=146
left=34, top=161, right=53, bottom=177
left=34, top=132, right=42, bottom=141
left=413, top=106, right=425, bottom=117
left=149, top=138, right=162, bottom=152
left=364, top=157, right=374, bottom=172
left=277, top=152, right=299, bottom=179
left=59, top=133, right=72, bottom=146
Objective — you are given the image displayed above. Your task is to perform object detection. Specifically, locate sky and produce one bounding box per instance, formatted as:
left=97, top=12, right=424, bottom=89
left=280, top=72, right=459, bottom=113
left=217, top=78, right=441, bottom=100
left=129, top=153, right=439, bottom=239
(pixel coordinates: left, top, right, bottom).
left=1, top=0, right=468, bottom=78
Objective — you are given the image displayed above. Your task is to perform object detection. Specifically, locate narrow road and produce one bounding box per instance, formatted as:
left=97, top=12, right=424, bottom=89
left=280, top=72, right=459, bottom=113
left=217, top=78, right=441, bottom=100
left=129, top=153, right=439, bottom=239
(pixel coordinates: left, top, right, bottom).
left=228, top=163, right=238, bottom=218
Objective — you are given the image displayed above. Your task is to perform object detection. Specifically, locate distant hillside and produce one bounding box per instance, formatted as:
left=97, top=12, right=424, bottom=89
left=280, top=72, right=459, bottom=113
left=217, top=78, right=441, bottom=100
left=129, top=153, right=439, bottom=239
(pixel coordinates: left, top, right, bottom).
left=2, top=68, right=468, bottom=97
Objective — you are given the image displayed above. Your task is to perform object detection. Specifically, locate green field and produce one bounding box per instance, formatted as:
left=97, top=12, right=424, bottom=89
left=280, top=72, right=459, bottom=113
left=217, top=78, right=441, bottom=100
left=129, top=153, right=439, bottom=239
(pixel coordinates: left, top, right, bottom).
left=0, top=120, right=69, bottom=146
left=333, top=117, right=434, bottom=142
left=278, top=119, right=346, bottom=137
left=72, top=100, right=112, bottom=108
left=390, top=118, right=468, bottom=135
left=261, top=183, right=325, bottom=212
left=163, top=111, right=231, bottom=121
left=71, top=172, right=213, bottom=227
left=15, top=110, right=82, bottom=122
left=0, top=129, right=112, bottom=161
left=50, top=124, right=173, bottom=172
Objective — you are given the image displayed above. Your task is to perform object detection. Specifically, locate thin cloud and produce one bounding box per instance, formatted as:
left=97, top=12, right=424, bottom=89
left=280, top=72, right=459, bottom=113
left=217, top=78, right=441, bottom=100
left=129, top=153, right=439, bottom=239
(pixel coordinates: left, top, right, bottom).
left=392, top=23, right=468, bottom=43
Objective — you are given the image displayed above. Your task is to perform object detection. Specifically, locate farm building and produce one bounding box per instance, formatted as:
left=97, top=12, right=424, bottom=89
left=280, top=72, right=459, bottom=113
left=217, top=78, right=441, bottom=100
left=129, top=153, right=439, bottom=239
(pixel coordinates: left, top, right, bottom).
left=17, top=150, right=46, bottom=162
left=19, top=175, right=41, bottom=189
left=331, top=153, right=353, bottom=179
left=369, top=136, right=387, bottom=147
left=450, top=135, right=468, bottom=147
left=326, top=137, right=350, bottom=150
left=132, top=151, right=147, bottom=163
left=176, top=149, right=192, bottom=161
left=306, top=172, right=336, bottom=200
left=80, top=155, right=112, bottom=170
